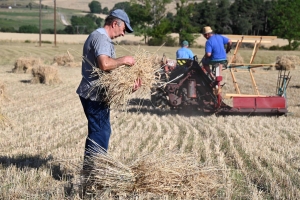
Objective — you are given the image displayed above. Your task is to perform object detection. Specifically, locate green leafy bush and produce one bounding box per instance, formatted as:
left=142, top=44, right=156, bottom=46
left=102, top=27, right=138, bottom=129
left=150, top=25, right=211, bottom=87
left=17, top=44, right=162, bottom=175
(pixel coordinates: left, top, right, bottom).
left=148, top=35, right=177, bottom=47
left=0, top=27, right=17, bottom=33
left=19, top=25, right=39, bottom=33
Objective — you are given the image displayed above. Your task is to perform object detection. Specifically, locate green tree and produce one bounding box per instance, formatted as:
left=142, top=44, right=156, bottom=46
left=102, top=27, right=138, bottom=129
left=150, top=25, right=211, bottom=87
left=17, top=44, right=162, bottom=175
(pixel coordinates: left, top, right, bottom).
left=130, top=0, right=172, bottom=45
left=215, top=0, right=232, bottom=34
left=1, top=27, right=16, bottom=33
left=190, top=0, right=217, bottom=32
left=111, top=2, right=130, bottom=12
left=270, top=0, right=300, bottom=50
left=19, top=25, right=39, bottom=33
left=230, top=0, right=252, bottom=34
left=148, top=18, right=173, bottom=46
left=102, top=7, right=109, bottom=14
left=173, top=0, right=199, bottom=45
left=66, top=14, right=100, bottom=34
left=250, top=0, right=265, bottom=35
left=127, top=2, right=152, bottom=44
left=88, top=1, right=101, bottom=14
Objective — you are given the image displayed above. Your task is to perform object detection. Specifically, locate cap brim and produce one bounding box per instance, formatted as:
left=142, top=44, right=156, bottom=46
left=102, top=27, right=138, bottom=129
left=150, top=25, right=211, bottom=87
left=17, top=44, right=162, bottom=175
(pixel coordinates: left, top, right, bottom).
left=125, top=22, right=133, bottom=33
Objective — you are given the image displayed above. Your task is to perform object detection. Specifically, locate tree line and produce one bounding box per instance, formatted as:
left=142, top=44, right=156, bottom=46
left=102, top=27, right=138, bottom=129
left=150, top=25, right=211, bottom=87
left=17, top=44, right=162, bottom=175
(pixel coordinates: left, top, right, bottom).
left=2, top=0, right=299, bottom=50
left=82, top=0, right=300, bottom=49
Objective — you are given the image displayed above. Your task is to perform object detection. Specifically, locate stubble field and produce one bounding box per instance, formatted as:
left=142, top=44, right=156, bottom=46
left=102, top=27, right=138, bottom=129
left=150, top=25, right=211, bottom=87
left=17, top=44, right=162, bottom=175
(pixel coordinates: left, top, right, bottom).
left=0, top=40, right=300, bottom=199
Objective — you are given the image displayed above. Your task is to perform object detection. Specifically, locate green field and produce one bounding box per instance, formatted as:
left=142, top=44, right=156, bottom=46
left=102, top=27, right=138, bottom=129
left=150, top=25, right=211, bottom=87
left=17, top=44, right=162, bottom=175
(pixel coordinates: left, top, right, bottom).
left=0, top=3, right=85, bottom=31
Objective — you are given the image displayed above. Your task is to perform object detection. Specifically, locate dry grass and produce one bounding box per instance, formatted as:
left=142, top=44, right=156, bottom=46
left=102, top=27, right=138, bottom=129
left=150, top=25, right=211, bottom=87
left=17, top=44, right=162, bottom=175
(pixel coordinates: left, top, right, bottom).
left=275, top=55, right=300, bottom=70
left=90, top=46, right=160, bottom=110
left=12, top=56, right=43, bottom=73
left=31, top=65, right=62, bottom=85
left=0, top=41, right=300, bottom=199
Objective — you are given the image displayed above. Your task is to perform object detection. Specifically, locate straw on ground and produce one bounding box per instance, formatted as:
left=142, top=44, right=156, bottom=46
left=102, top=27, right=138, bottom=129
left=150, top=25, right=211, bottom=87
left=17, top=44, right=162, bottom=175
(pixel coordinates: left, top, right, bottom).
left=79, top=143, right=226, bottom=199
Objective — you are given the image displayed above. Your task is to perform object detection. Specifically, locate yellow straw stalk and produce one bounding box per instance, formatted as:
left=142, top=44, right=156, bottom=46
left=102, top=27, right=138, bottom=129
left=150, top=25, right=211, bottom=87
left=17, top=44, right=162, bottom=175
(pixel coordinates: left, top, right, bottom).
left=90, top=47, right=161, bottom=110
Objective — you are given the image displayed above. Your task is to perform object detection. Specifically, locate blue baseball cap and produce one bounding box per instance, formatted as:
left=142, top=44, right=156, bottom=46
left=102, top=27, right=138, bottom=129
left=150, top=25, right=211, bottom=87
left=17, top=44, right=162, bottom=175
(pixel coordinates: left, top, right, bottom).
left=182, top=40, right=189, bottom=46
left=110, top=9, right=133, bottom=33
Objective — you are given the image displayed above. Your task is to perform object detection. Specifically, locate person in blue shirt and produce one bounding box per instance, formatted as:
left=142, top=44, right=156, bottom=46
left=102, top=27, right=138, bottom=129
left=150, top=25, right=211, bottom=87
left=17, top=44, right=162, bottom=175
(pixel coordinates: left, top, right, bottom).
left=76, top=9, right=141, bottom=169
left=176, top=40, right=194, bottom=59
left=202, top=26, right=232, bottom=77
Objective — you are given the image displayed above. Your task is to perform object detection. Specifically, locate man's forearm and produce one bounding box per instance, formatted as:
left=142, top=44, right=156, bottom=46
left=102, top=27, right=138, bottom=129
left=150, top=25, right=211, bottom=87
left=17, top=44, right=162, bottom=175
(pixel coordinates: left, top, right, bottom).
left=97, top=55, right=135, bottom=71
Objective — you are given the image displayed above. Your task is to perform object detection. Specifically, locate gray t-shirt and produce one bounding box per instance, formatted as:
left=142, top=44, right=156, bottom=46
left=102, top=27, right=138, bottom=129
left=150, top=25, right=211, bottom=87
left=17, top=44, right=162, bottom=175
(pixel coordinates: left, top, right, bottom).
left=76, top=28, right=115, bottom=101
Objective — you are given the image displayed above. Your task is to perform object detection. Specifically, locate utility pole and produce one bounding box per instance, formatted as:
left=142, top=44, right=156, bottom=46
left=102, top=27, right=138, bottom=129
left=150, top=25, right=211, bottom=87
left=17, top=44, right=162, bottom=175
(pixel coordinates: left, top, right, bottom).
left=39, top=0, right=42, bottom=47
left=54, top=0, right=57, bottom=47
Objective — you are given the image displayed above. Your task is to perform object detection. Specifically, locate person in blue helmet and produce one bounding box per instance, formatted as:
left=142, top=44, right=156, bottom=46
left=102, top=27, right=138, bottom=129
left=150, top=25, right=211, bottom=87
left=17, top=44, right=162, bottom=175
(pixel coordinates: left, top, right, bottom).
left=76, top=9, right=141, bottom=169
left=176, top=40, right=194, bottom=59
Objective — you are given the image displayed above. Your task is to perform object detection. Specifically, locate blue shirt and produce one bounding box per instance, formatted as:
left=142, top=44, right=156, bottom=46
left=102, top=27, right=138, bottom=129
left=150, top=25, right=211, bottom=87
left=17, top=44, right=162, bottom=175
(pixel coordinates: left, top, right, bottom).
left=205, top=34, right=229, bottom=61
left=76, top=28, right=115, bottom=101
left=176, top=47, right=194, bottom=59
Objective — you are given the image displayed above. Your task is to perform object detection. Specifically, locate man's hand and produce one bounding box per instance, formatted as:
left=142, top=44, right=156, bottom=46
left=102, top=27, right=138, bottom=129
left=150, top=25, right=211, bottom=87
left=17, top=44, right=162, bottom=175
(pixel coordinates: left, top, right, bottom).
left=98, top=55, right=135, bottom=71
left=226, top=40, right=232, bottom=54
left=122, top=56, right=135, bottom=66
left=132, top=78, right=142, bottom=92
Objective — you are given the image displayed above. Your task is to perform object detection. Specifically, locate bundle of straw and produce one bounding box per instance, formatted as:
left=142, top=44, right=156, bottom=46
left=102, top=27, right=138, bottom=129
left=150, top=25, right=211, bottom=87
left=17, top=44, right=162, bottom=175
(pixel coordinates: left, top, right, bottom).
left=31, top=65, right=61, bottom=85
left=79, top=144, right=225, bottom=198
left=90, top=47, right=161, bottom=110
left=53, top=52, right=74, bottom=66
left=12, top=56, right=42, bottom=73
left=275, top=55, right=300, bottom=70
left=80, top=146, right=135, bottom=194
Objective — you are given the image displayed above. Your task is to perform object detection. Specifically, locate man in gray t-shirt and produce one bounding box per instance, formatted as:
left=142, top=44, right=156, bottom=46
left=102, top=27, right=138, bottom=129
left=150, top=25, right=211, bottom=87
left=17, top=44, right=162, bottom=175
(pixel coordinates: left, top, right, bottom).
left=76, top=9, right=141, bottom=165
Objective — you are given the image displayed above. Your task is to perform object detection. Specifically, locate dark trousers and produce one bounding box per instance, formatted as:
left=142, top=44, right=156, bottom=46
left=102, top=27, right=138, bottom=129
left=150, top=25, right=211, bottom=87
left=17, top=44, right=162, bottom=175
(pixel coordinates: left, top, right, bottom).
left=79, top=96, right=111, bottom=158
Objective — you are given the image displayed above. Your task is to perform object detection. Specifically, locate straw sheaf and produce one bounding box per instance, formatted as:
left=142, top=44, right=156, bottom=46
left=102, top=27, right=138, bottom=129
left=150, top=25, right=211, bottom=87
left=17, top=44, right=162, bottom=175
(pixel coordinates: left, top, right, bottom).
left=91, top=47, right=161, bottom=109
left=131, top=154, right=223, bottom=198
left=79, top=146, right=225, bottom=198
left=12, top=56, right=43, bottom=73
left=275, top=55, right=300, bottom=70
left=31, top=65, right=62, bottom=85
left=53, top=52, right=76, bottom=67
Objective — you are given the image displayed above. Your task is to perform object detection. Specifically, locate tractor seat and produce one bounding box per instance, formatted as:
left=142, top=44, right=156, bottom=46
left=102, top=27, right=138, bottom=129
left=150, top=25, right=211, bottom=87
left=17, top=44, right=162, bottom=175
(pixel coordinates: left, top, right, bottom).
left=210, top=60, right=228, bottom=70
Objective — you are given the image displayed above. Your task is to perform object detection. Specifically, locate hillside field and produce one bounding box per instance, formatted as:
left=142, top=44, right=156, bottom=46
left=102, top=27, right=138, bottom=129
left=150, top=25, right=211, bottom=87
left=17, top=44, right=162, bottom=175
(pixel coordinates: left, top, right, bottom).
left=0, top=40, right=300, bottom=199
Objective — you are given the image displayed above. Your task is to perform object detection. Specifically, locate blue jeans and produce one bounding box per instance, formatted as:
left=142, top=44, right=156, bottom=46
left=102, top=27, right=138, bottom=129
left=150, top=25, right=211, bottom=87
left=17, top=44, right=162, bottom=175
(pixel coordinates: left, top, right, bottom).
left=79, top=96, right=111, bottom=158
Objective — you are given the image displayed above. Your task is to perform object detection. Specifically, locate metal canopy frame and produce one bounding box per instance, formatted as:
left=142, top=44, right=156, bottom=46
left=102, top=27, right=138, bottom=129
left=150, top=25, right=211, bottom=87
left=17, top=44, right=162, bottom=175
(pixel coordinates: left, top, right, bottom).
left=226, top=35, right=277, bottom=97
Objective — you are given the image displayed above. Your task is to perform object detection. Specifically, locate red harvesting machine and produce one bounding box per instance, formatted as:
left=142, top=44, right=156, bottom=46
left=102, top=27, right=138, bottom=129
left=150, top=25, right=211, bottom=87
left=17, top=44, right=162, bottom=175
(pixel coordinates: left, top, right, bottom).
left=151, top=36, right=291, bottom=116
